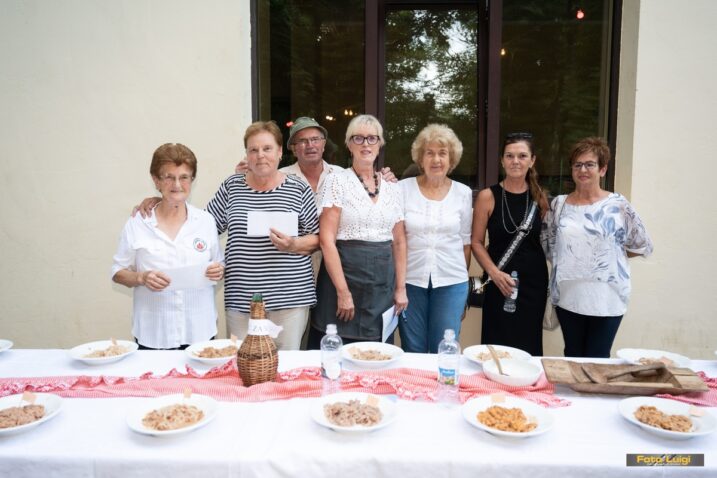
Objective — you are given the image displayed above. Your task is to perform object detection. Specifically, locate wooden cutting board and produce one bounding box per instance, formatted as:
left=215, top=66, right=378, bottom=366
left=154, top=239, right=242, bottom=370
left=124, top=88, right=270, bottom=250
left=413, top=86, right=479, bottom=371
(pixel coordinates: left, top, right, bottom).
left=541, top=358, right=709, bottom=395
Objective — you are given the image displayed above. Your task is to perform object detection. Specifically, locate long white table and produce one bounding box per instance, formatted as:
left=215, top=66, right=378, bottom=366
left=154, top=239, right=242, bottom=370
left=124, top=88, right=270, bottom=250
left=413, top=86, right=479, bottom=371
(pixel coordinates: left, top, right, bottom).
left=0, top=349, right=715, bottom=478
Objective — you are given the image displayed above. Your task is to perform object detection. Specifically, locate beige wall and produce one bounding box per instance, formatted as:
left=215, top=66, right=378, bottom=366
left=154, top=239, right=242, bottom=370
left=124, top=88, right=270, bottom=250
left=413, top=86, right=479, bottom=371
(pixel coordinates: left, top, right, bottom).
left=0, top=0, right=251, bottom=347
left=1, top=1, right=715, bottom=357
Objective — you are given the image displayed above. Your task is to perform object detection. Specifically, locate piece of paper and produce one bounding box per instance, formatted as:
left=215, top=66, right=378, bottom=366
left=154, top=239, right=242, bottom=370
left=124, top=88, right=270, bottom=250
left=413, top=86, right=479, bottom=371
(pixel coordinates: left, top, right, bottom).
left=247, top=211, right=298, bottom=237
left=164, top=263, right=215, bottom=291
left=382, top=306, right=398, bottom=343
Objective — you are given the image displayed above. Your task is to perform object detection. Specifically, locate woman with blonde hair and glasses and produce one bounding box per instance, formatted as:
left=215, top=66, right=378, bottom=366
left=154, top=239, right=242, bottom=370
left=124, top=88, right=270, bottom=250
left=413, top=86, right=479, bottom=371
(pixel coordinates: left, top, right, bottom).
left=112, top=143, right=224, bottom=350
left=309, top=114, right=408, bottom=348
left=471, top=132, right=549, bottom=356
left=542, top=137, right=653, bottom=358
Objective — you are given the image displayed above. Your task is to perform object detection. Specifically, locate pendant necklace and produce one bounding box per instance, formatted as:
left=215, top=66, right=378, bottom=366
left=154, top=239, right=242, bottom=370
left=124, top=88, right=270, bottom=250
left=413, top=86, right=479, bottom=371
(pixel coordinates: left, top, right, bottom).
left=501, top=183, right=529, bottom=234
left=353, top=168, right=379, bottom=198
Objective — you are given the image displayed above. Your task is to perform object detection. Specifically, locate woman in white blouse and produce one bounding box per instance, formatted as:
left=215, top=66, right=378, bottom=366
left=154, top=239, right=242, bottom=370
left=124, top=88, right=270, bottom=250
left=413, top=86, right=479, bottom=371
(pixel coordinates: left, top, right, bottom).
left=112, top=144, right=224, bottom=350
left=309, top=114, right=408, bottom=347
left=542, top=137, right=653, bottom=358
left=399, top=124, right=472, bottom=353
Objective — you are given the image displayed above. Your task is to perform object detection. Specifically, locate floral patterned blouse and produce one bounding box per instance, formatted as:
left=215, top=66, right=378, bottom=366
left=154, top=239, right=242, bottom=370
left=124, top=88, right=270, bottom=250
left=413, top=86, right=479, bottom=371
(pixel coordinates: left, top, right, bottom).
left=541, top=193, right=653, bottom=316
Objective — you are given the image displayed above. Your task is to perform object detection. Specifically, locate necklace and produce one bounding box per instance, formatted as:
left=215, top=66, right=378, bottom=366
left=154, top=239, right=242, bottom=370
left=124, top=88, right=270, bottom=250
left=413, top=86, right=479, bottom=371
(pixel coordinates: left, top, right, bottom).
left=353, top=168, right=379, bottom=198
left=501, top=184, right=529, bottom=234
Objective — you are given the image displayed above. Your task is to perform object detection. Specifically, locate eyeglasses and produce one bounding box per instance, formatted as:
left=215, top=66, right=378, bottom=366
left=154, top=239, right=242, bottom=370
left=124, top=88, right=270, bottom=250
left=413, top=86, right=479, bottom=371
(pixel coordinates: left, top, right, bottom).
left=506, top=132, right=534, bottom=140
left=350, top=135, right=380, bottom=145
left=572, top=161, right=599, bottom=170
left=292, top=136, right=325, bottom=147
left=158, top=174, right=193, bottom=184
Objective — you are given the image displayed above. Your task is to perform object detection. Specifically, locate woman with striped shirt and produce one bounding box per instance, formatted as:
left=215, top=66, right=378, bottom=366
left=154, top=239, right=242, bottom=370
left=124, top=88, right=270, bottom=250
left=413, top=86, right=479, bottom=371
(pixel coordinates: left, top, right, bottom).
left=206, top=121, right=320, bottom=350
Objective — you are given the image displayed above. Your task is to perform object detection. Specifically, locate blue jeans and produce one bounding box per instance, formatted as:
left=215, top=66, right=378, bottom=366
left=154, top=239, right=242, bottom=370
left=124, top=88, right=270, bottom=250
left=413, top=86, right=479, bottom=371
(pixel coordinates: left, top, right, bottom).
left=400, top=279, right=468, bottom=353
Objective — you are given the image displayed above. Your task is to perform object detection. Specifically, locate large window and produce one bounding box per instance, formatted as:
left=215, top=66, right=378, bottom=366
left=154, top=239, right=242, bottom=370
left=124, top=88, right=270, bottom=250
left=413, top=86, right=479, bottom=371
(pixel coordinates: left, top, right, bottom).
left=253, top=0, right=618, bottom=194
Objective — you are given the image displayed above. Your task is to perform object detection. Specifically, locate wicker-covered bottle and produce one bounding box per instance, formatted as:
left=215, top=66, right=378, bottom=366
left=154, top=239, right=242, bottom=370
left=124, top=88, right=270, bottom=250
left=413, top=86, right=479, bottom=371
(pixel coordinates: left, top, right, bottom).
left=237, top=293, right=278, bottom=386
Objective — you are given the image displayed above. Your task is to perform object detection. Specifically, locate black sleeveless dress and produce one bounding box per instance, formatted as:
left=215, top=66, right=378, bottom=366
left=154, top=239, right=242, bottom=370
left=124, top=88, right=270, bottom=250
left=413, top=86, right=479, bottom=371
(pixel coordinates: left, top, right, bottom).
left=482, top=184, right=548, bottom=356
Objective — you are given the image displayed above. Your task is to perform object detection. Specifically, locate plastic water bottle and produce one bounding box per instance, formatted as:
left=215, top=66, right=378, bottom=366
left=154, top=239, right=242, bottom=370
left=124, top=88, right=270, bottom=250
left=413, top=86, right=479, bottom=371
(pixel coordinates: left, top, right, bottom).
left=437, top=329, right=460, bottom=405
left=503, top=271, right=519, bottom=313
left=320, top=324, right=343, bottom=395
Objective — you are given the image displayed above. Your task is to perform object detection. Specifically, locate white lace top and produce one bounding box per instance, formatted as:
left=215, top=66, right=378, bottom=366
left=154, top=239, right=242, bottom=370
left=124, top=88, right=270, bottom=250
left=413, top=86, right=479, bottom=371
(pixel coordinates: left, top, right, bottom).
left=319, top=168, right=404, bottom=241
left=542, top=193, right=653, bottom=316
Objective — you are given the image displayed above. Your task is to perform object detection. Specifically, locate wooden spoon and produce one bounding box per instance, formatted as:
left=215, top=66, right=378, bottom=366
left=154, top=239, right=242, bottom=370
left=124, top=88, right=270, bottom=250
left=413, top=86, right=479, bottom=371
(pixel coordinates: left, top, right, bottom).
left=487, top=345, right=508, bottom=376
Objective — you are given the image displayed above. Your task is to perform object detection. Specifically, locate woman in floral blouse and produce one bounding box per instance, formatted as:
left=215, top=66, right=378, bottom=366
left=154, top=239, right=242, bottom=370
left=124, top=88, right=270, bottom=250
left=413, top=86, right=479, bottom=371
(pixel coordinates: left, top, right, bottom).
left=542, top=137, right=653, bottom=358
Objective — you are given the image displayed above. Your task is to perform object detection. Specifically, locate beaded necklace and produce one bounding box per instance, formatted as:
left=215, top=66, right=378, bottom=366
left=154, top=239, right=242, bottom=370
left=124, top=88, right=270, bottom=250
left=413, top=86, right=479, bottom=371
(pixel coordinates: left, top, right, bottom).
left=353, top=168, right=380, bottom=198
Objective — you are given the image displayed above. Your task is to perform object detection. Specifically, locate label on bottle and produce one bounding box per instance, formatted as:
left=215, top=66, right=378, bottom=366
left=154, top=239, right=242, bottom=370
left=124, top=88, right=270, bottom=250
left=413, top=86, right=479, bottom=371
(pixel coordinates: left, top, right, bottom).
left=322, top=359, right=342, bottom=380
left=509, top=286, right=518, bottom=300
left=438, top=367, right=457, bottom=386
left=247, top=319, right=283, bottom=338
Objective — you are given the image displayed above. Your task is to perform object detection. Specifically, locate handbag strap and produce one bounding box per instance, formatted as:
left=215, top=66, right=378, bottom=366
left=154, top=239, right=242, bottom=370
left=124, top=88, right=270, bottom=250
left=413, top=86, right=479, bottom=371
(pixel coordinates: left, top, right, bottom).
left=482, top=199, right=538, bottom=288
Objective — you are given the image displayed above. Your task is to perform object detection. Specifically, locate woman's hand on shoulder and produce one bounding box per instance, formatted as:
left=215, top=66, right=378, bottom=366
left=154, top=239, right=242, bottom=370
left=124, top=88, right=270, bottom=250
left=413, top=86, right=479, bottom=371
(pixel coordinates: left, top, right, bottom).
left=132, top=197, right=161, bottom=218
left=336, top=290, right=355, bottom=321
left=142, top=270, right=171, bottom=291
left=205, top=262, right=224, bottom=281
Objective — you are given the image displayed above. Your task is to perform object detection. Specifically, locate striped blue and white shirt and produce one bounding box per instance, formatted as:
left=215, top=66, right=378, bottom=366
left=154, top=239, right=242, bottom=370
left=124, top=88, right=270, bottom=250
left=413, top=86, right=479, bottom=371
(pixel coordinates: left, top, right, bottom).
left=206, top=174, right=319, bottom=313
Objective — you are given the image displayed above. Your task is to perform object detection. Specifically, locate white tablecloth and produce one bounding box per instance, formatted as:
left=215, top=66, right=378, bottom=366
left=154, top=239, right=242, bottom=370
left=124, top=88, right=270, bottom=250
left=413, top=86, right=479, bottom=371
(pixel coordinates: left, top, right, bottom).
left=0, top=349, right=715, bottom=478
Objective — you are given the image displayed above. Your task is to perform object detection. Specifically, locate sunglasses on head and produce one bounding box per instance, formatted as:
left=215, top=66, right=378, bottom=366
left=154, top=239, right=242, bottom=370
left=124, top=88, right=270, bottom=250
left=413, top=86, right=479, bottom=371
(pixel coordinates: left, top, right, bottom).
left=505, top=132, right=534, bottom=140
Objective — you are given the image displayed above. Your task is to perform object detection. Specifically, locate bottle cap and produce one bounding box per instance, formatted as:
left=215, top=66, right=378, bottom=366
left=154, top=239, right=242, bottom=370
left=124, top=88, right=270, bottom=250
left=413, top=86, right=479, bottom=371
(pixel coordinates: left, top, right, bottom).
left=444, top=329, right=455, bottom=340
left=326, top=324, right=337, bottom=335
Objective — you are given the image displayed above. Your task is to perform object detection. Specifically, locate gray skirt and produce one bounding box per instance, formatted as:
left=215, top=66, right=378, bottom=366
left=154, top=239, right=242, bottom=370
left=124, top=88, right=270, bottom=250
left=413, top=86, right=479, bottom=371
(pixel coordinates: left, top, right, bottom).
left=311, top=240, right=395, bottom=340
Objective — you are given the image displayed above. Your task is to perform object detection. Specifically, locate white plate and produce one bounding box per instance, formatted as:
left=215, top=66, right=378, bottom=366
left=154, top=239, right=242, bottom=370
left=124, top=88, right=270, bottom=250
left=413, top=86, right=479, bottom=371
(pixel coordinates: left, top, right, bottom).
left=69, top=340, right=138, bottom=365
left=616, top=348, right=690, bottom=368
left=310, top=392, right=398, bottom=433
left=618, top=396, right=716, bottom=440
left=462, top=395, right=553, bottom=438
left=0, top=393, right=63, bottom=435
left=126, top=393, right=218, bottom=437
left=341, top=342, right=404, bottom=369
left=185, top=339, right=241, bottom=365
left=0, top=339, right=13, bottom=353
left=462, top=344, right=531, bottom=366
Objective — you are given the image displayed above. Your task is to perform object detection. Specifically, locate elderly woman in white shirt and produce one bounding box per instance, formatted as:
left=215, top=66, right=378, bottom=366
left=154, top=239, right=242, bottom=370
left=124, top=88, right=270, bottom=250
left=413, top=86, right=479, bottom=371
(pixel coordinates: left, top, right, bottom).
left=399, top=124, right=473, bottom=353
left=542, top=137, right=653, bottom=358
left=308, top=114, right=408, bottom=348
left=112, top=144, right=224, bottom=350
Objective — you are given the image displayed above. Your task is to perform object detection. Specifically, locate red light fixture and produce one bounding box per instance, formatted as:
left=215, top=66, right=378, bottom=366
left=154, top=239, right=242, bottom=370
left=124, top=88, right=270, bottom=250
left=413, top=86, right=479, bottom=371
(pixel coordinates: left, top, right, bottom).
left=576, top=9, right=585, bottom=20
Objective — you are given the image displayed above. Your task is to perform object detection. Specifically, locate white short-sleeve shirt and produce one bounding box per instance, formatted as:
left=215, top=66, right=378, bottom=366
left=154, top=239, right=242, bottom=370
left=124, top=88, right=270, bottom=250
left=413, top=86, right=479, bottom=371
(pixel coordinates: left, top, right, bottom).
left=111, top=203, right=223, bottom=349
left=320, top=168, right=404, bottom=241
left=401, top=177, right=472, bottom=288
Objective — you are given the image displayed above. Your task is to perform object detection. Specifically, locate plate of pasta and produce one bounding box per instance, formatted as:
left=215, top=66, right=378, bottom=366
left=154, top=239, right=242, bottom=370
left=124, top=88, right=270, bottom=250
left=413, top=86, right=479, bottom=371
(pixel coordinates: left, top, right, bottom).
left=126, top=393, right=218, bottom=437
left=185, top=339, right=241, bottom=365
left=0, top=393, right=63, bottom=436
left=341, top=342, right=404, bottom=369
left=69, top=339, right=138, bottom=365
left=310, top=392, right=398, bottom=433
left=462, top=395, right=553, bottom=438
left=618, top=397, right=716, bottom=440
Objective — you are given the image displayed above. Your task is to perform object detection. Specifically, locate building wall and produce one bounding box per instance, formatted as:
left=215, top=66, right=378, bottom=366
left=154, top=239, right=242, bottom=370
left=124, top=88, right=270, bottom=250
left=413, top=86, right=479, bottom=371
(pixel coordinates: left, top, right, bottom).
left=0, top=0, right=251, bottom=347
left=1, top=0, right=715, bottom=357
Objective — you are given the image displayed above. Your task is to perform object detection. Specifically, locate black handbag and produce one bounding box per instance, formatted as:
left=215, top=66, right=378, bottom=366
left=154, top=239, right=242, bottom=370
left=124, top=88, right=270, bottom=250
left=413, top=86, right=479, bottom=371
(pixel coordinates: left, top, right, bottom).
left=467, top=201, right=537, bottom=308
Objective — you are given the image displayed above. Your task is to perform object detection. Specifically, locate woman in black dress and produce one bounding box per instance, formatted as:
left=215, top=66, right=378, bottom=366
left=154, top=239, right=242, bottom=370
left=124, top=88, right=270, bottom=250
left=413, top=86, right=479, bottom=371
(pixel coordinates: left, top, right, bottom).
left=471, top=133, right=548, bottom=355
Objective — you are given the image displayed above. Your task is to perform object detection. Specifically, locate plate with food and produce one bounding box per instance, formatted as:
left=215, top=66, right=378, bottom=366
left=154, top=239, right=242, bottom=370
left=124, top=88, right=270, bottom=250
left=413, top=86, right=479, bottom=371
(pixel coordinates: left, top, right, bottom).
left=0, top=393, right=63, bottom=436
left=341, top=342, right=404, bottom=369
left=310, top=392, right=397, bottom=433
left=616, top=348, right=690, bottom=368
left=126, top=392, right=218, bottom=437
left=69, top=339, right=138, bottom=365
left=462, top=395, right=553, bottom=438
left=0, top=339, right=13, bottom=354
left=618, top=396, right=716, bottom=440
left=462, top=344, right=531, bottom=366
left=185, top=339, right=241, bottom=365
